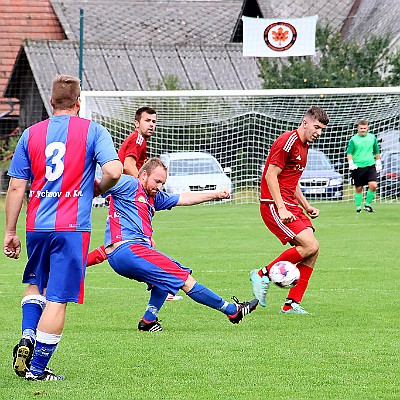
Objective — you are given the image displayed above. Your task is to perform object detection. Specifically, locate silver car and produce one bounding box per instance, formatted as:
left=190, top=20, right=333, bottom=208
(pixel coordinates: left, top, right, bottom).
left=159, top=152, right=233, bottom=196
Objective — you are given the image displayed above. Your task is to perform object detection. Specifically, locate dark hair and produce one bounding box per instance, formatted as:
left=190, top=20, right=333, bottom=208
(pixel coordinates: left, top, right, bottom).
left=51, top=75, right=80, bottom=110
left=305, top=106, right=329, bottom=126
left=138, top=157, right=167, bottom=177
left=135, top=107, right=156, bottom=122
left=357, top=119, right=368, bottom=126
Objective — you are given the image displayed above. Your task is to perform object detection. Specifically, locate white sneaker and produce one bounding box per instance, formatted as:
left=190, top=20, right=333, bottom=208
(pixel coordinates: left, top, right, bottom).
left=166, top=294, right=183, bottom=301
left=249, top=269, right=269, bottom=307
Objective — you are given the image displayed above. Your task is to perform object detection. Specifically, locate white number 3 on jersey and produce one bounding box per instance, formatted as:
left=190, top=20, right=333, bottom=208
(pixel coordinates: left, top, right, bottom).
left=45, top=142, right=66, bottom=181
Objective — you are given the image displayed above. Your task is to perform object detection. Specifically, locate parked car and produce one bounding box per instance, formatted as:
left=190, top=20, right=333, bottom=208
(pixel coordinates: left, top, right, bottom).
left=159, top=152, right=233, bottom=197
left=377, top=129, right=400, bottom=153
left=299, top=148, right=344, bottom=200
left=92, top=164, right=106, bottom=207
left=379, top=150, right=400, bottom=198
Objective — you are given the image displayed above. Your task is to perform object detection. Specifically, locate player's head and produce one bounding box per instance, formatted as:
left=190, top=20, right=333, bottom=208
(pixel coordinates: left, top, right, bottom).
left=357, top=119, right=369, bottom=136
left=138, top=157, right=167, bottom=197
left=50, top=75, right=81, bottom=113
left=305, top=106, right=330, bottom=126
left=301, top=106, right=329, bottom=143
left=135, top=107, right=157, bottom=139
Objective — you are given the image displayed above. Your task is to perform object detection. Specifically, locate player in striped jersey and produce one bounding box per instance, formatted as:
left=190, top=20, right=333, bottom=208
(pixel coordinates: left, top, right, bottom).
left=4, top=75, right=122, bottom=380
left=101, top=158, right=259, bottom=331
left=88, top=107, right=181, bottom=301
left=87, top=107, right=155, bottom=265
left=250, top=106, right=329, bottom=314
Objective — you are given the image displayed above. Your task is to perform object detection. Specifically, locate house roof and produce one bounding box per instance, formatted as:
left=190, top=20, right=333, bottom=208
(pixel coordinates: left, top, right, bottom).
left=50, top=0, right=360, bottom=45
left=257, top=0, right=355, bottom=33
left=0, top=0, right=65, bottom=118
left=50, top=0, right=245, bottom=44
left=340, top=0, right=400, bottom=48
left=6, top=39, right=262, bottom=116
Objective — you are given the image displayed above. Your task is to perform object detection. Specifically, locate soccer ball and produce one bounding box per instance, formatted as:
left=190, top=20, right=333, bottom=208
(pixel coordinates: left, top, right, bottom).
left=269, top=261, right=300, bottom=288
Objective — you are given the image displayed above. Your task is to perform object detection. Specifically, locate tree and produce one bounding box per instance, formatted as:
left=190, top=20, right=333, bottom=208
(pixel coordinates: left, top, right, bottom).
left=258, top=25, right=400, bottom=88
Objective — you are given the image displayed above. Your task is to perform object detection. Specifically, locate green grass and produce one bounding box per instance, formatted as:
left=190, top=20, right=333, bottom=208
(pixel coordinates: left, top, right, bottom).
left=0, top=202, right=399, bottom=399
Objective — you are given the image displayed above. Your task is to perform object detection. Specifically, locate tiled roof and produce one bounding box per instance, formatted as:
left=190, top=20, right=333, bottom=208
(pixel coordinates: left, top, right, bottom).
left=50, top=0, right=244, bottom=44
left=50, top=0, right=361, bottom=45
left=0, top=0, right=65, bottom=118
left=6, top=40, right=262, bottom=116
left=257, top=0, right=355, bottom=33
left=341, top=0, right=400, bottom=47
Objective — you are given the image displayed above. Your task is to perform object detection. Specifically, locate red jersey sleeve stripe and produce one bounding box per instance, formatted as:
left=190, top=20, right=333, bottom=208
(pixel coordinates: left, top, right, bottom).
left=283, top=132, right=298, bottom=152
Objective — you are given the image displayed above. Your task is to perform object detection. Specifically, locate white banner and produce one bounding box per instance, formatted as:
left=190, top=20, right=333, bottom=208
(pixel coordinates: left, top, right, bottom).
left=242, top=15, right=318, bottom=57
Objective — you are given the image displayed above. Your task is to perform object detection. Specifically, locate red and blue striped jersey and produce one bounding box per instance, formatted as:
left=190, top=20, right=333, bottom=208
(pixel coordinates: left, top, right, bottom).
left=102, top=175, right=179, bottom=247
left=8, top=115, right=119, bottom=232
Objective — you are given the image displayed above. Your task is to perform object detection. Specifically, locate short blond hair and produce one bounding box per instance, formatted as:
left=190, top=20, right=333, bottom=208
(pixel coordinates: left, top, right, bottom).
left=51, top=75, right=81, bottom=110
left=138, top=158, right=167, bottom=177
left=357, top=119, right=368, bottom=126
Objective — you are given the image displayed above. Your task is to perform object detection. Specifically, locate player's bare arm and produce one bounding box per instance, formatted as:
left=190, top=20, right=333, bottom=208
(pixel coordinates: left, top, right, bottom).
left=266, top=164, right=295, bottom=223
left=4, top=177, right=27, bottom=259
left=98, top=159, right=123, bottom=194
left=177, top=189, right=230, bottom=206
left=123, top=156, right=139, bottom=177
left=295, top=185, right=319, bottom=219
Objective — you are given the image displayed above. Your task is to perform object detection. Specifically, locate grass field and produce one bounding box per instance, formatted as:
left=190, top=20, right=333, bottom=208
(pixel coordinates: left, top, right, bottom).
left=0, top=202, right=399, bottom=400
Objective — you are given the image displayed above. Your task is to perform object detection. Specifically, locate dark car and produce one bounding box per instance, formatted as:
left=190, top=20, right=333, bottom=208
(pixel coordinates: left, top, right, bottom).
left=299, top=149, right=344, bottom=200
left=379, top=151, right=400, bottom=198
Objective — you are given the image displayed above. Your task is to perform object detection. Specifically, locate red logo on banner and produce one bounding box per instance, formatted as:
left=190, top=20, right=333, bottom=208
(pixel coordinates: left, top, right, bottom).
left=264, top=22, right=297, bottom=52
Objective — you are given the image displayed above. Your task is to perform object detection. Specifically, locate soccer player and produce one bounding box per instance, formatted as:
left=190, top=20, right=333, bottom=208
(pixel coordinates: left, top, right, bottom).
left=250, top=106, right=330, bottom=314
left=87, top=107, right=181, bottom=301
left=4, top=75, right=122, bottom=380
left=346, top=119, right=382, bottom=213
left=100, top=158, right=259, bottom=331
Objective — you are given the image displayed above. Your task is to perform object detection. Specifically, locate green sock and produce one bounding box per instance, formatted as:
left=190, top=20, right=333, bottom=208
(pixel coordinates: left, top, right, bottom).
left=365, top=190, right=375, bottom=206
left=354, top=193, right=363, bottom=209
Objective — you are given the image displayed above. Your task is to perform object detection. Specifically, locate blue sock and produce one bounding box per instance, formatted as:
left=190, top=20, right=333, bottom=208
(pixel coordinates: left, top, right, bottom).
left=142, top=287, right=168, bottom=322
left=186, top=283, right=237, bottom=316
left=21, top=295, right=46, bottom=343
left=29, top=341, right=58, bottom=376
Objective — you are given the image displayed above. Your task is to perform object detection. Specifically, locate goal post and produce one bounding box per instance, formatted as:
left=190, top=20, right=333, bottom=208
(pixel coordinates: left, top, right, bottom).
left=80, top=88, right=400, bottom=204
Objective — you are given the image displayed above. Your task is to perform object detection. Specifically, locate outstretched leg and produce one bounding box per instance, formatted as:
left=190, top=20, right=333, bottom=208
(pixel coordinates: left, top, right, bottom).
left=183, top=275, right=258, bottom=324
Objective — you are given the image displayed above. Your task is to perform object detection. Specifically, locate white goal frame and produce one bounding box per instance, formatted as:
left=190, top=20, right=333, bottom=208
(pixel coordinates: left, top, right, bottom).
left=81, top=87, right=400, bottom=205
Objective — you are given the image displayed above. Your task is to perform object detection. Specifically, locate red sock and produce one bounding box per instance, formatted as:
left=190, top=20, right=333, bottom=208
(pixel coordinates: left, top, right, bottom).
left=258, top=247, right=304, bottom=277
left=87, top=245, right=107, bottom=267
left=283, top=264, right=313, bottom=310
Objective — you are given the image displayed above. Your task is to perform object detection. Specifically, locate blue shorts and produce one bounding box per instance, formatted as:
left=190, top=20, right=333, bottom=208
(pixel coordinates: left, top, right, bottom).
left=107, top=240, right=192, bottom=295
left=24, top=231, right=91, bottom=303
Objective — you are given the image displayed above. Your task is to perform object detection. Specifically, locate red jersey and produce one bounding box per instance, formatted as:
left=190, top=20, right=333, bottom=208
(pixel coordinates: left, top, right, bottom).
left=118, top=130, right=147, bottom=168
left=260, top=130, right=308, bottom=205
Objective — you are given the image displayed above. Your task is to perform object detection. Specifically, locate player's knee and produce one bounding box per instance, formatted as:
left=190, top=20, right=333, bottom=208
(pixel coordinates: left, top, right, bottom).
left=306, top=240, right=319, bottom=258
left=369, top=182, right=377, bottom=191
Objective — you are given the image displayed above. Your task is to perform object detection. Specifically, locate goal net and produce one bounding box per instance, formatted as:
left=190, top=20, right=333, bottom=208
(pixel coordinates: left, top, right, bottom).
left=80, top=88, right=400, bottom=204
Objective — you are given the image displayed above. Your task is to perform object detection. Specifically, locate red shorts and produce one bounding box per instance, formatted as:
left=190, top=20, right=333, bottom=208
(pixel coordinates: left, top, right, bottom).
left=260, top=203, right=313, bottom=245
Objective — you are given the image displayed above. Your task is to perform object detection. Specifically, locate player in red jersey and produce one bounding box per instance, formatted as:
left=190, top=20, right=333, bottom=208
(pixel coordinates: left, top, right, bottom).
left=250, top=106, right=330, bottom=314
left=118, top=106, right=156, bottom=176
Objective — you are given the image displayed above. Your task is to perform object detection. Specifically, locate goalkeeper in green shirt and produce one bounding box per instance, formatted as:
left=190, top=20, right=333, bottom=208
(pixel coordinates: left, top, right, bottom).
left=346, top=119, right=382, bottom=213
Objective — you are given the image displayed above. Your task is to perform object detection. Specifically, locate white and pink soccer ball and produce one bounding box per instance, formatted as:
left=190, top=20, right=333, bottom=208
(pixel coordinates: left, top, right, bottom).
left=269, top=261, right=300, bottom=288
